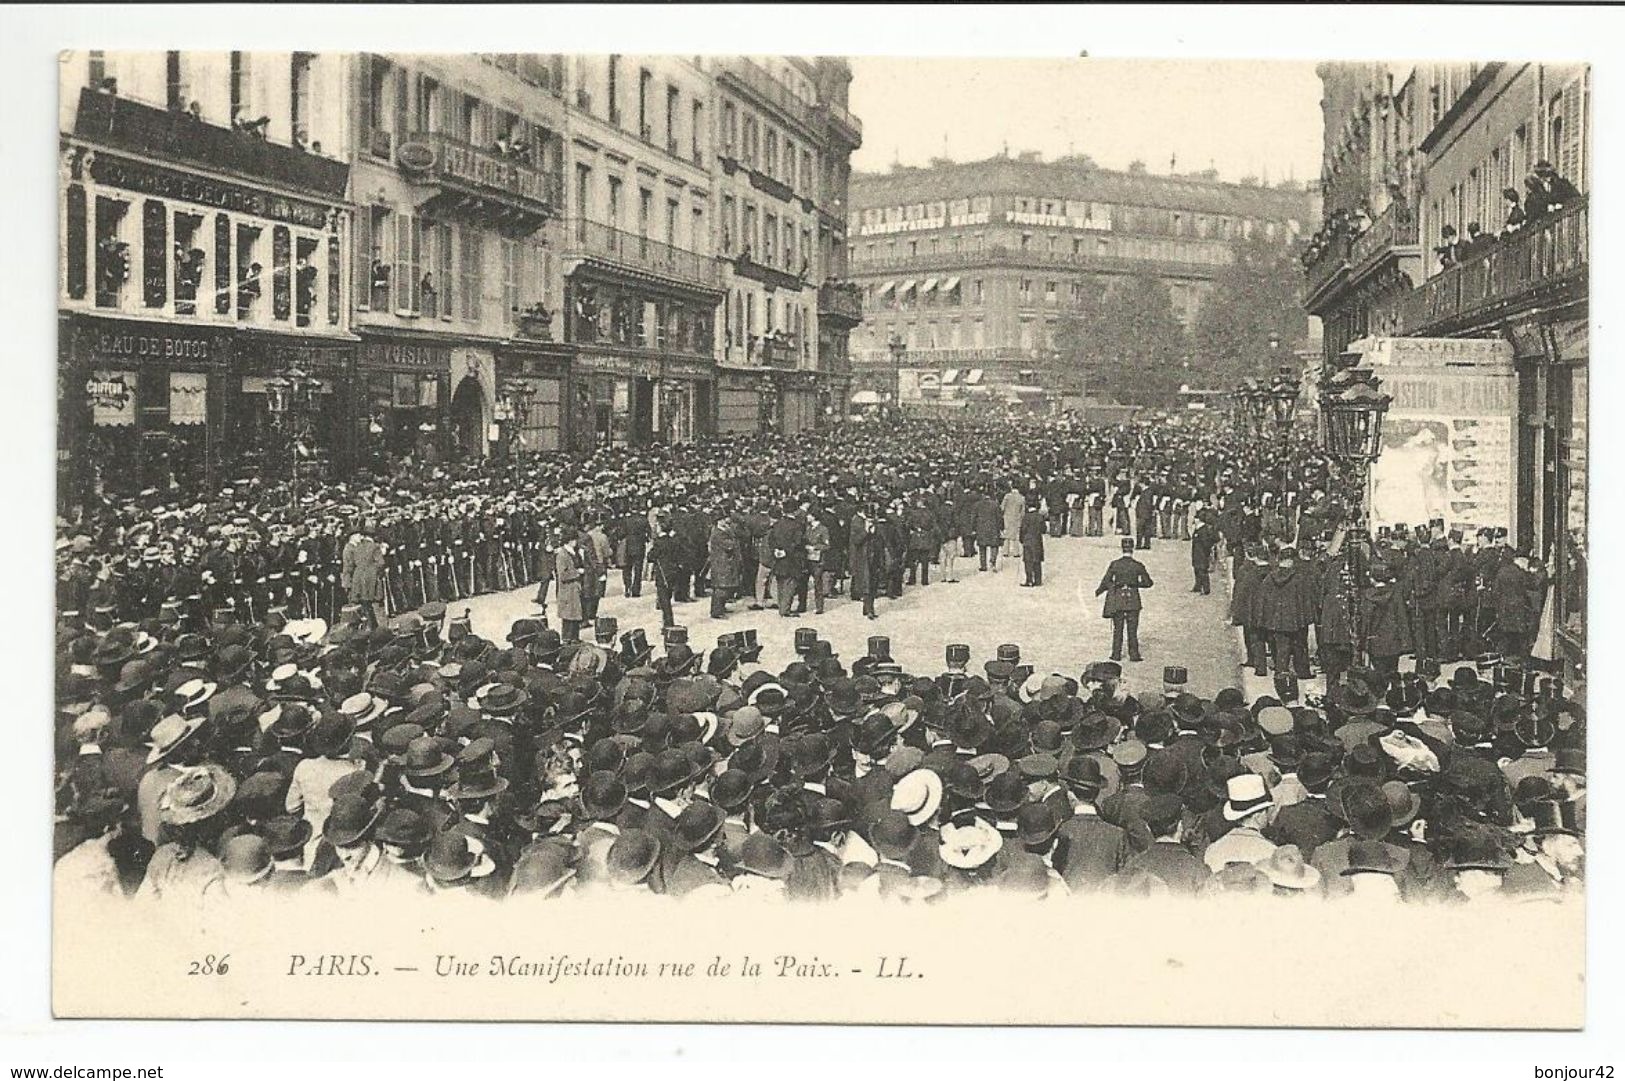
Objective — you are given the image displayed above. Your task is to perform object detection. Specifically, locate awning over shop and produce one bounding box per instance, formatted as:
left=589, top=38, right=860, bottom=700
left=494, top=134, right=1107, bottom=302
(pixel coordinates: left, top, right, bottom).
left=877, top=280, right=897, bottom=297
left=965, top=368, right=985, bottom=385
left=941, top=368, right=961, bottom=385
left=851, top=390, right=883, bottom=405
left=920, top=278, right=939, bottom=294
left=1011, top=384, right=1046, bottom=396
left=942, top=276, right=961, bottom=292
left=169, top=371, right=207, bottom=425
left=897, top=279, right=917, bottom=297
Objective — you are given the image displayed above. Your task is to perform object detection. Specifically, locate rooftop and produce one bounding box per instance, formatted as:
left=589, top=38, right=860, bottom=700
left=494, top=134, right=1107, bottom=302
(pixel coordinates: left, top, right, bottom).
left=851, top=154, right=1312, bottom=218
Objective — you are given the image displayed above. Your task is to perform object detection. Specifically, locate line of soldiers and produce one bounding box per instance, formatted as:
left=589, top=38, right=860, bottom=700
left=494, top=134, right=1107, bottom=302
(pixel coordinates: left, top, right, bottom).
left=1225, top=519, right=1553, bottom=689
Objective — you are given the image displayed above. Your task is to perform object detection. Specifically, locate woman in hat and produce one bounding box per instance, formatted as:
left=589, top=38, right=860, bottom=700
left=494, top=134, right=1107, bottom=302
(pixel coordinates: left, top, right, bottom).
left=136, top=764, right=236, bottom=902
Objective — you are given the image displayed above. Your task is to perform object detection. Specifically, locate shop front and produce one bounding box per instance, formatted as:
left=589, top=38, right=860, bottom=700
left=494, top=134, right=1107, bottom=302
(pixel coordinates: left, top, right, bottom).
left=780, top=371, right=820, bottom=435
left=495, top=343, right=573, bottom=456
left=231, top=331, right=355, bottom=484
left=574, top=350, right=661, bottom=449
left=658, top=358, right=715, bottom=445
left=356, top=333, right=452, bottom=472
left=446, top=346, right=498, bottom=462
left=1542, top=317, right=1587, bottom=685
left=717, top=367, right=766, bottom=436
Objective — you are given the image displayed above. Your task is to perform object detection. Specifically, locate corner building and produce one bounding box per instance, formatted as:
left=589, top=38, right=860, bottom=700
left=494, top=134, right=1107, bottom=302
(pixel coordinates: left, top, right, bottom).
left=58, top=50, right=355, bottom=499
left=846, top=154, right=1312, bottom=406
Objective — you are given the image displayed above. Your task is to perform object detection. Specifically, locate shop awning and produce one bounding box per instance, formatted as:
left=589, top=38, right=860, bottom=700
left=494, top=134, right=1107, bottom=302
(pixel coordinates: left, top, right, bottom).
left=877, top=280, right=897, bottom=297
left=920, top=278, right=939, bottom=294
left=965, top=368, right=985, bottom=385
left=942, top=276, right=961, bottom=292
left=941, top=368, right=961, bottom=385
left=850, top=390, right=883, bottom=405
left=897, top=279, right=917, bottom=297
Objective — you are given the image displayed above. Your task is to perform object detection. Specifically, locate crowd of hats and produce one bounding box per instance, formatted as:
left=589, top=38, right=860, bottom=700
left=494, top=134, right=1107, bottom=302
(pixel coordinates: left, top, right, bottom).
left=55, top=584, right=1586, bottom=902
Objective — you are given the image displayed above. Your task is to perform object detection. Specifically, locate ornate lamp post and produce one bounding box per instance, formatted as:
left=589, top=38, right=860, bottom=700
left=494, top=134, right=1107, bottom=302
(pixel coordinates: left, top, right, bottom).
left=1268, top=366, right=1302, bottom=494
left=887, top=332, right=906, bottom=416
left=1320, top=369, right=1392, bottom=666
left=264, top=363, right=322, bottom=504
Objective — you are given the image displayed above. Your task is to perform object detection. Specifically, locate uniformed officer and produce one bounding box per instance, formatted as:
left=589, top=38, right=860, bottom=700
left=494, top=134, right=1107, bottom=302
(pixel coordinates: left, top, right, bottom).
left=1096, top=538, right=1154, bottom=663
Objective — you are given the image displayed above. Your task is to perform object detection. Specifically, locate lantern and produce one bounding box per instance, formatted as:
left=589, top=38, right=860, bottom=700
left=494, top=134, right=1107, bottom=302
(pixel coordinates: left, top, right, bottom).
left=1321, top=376, right=1391, bottom=462
left=1269, top=368, right=1301, bottom=430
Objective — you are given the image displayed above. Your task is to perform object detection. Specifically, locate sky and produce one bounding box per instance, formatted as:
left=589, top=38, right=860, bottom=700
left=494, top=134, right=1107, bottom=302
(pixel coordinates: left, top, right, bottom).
left=848, top=57, right=1322, bottom=185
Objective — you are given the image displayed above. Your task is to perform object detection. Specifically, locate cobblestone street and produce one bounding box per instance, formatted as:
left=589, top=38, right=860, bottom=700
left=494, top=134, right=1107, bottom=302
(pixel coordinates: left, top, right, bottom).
left=460, top=531, right=1244, bottom=691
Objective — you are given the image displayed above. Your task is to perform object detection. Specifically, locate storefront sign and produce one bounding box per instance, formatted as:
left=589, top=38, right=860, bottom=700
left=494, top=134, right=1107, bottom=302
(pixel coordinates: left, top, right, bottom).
left=1353, top=335, right=1514, bottom=370
left=241, top=336, right=352, bottom=374
left=89, top=153, right=333, bottom=230
left=580, top=353, right=661, bottom=379
left=86, top=324, right=215, bottom=365
left=362, top=340, right=453, bottom=371
left=663, top=360, right=714, bottom=381
left=87, top=370, right=136, bottom=426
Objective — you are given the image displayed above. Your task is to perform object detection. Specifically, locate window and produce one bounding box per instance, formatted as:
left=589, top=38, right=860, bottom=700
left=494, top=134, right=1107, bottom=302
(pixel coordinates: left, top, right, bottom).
left=607, top=55, right=621, bottom=126
left=972, top=279, right=983, bottom=304
left=691, top=100, right=703, bottom=162
left=575, top=164, right=593, bottom=235
left=742, top=203, right=756, bottom=256
left=1044, top=281, right=1057, bottom=306
left=766, top=130, right=779, bottom=178
left=214, top=213, right=232, bottom=315
left=638, top=188, right=652, bottom=239
left=367, top=56, right=394, bottom=142
left=666, top=84, right=679, bottom=152
left=65, top=184, right=87, bottom=301
left=290, top=52, right=314, bottom=146
left=93, top=196, right=130, bottom=309
left=166, top=51, right=186, bottom=113
left=87, top=50, right=105, bottom=89
left=607, top=176, right=623, bottom=228
left=141, top=200, right=167, bottom=309
left=235, top=222, right=262, bottom=320
left=228, top=51, right=250, bottom=122
left=784, top=221, right=795, bottom=270
left=693, top=206, right=705, bottom=254
left=393, top=214, right=421, bottom=314
left=720, top=194, right=734, bottom=254
left=638, top=68, right=652, bottom=139
left=803, top=149, right=814, bottom=198
left=502, top=238, right=520, bottom=321
left=1019, top=279, right=1033, bottom=304
left=458, top=226, right=483, bottom=320
left=294, top=235, right=320, bottom=326
left=801, top=227, right=812, bottom=273
left=666, top=198, right=679, bottom=247
left=272, top=225, right=292, bottom=321
left=1020, top=233, right=1031, bottom=251
left=435, top=222, right=453, bottom=319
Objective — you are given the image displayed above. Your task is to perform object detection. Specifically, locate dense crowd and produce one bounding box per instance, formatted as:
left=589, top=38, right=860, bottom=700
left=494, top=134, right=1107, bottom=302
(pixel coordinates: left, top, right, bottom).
left=54, top=416, right=1584, bottom=905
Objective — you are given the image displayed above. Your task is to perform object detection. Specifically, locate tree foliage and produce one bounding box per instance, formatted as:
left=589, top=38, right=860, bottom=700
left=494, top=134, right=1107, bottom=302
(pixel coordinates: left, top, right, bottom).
left=1054, top=273, right=1190, bottom=407
left=1190, top=234, right=1309, bottom=388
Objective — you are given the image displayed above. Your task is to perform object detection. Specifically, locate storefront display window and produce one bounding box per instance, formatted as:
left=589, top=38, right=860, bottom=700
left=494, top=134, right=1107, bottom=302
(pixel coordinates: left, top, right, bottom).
left=1556, top=363, right=1586, bottom=651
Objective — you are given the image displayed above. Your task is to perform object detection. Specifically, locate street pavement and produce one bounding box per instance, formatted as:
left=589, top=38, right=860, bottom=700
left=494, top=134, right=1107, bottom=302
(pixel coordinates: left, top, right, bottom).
left=460, top=531, right=1246, bottom=697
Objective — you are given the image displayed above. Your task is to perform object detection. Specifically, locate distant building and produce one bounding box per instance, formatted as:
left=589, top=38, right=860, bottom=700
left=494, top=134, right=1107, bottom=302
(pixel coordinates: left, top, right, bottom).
left=845, top=153, right=1313, bottom=404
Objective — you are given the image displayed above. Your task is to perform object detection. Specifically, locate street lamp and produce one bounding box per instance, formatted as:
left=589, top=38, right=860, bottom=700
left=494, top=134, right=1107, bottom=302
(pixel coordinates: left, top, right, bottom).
left=264, top=363, right=322, bottom=503
left=887, top=332, right=906, bottom=416
left=1320, top=369, right=1392, bottom=669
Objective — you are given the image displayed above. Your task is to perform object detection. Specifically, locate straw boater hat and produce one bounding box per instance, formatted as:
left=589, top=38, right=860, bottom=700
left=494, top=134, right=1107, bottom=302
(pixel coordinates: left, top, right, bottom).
left=158, top=764, right=238, bottom=826
left=146, top=713, right=205, bottom=765
left=1222, top=773, right=1272, bottom=822
left=889, top=768, right=944, bottom=826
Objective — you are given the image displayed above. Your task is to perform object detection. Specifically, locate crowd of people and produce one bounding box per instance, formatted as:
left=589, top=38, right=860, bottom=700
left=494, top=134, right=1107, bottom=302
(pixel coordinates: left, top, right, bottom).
left=53, top=416, right=1585, bottom=906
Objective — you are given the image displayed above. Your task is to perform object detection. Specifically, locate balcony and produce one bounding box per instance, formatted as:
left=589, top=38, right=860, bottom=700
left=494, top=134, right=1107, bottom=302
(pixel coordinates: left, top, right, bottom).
left=564, top=218, right=721, bottom=292
left=731, top=249, right=806, bottom=292
left=72, top=87, right=348, bottom=199
left=818, top=99, right=863, bottom=147
left=716, top=57, right=817, bottom=133
left=398, top=132, right=562, bottom=235
left=760, top=334, right=797, bottom=369
left=1348, top=202, right=1421, bottom=271
left=747, top=166, right=796, bottom=204
left=852, top=346, right=1039, bottom=366
left=855, top=242, right=1235, bottom=285
left=1302, top=233, right=1353, bottom=310
left=1406, top=199, right=1587, bottom=334
left=818, top=280, right=863, bottom=326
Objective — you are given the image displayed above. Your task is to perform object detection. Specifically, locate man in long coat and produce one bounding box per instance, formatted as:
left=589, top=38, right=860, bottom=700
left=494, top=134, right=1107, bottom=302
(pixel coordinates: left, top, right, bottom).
left=340, top=524, right=386, bottom=629
left=1019, top=499, right=1046, bottom=587
left=974, top=491, right=1002, bottom=572
left=707, top=515, right=743, bottom=620
left=767, top=502, right=805, bottom=618
left=1259, top=548, right=1316, bottom=680
left=554, top=532, right=587, bottom=642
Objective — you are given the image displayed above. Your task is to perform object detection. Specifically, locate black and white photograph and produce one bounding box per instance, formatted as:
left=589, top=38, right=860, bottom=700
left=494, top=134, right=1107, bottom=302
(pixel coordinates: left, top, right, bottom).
left=6, top=2, right=1616, bottom=1058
